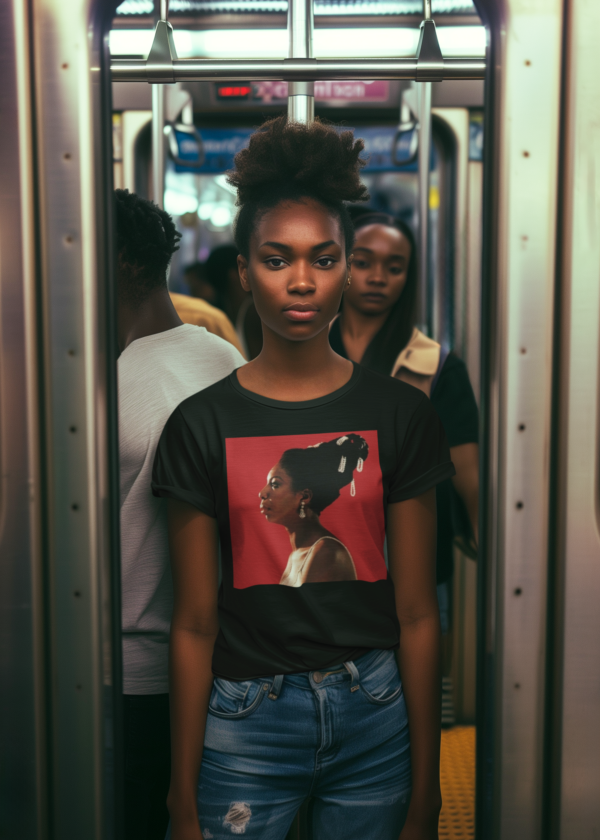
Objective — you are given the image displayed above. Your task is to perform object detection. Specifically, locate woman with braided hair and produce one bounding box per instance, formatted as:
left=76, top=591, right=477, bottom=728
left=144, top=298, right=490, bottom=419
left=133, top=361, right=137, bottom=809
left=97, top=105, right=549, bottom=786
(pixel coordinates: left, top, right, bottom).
left=152, top=116, right=455, bottom=840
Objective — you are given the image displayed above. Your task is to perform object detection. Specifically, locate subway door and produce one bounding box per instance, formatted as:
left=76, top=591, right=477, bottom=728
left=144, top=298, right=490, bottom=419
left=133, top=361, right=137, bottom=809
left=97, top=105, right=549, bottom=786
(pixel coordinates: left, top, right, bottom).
left=431, top=107, right=479, bottom=725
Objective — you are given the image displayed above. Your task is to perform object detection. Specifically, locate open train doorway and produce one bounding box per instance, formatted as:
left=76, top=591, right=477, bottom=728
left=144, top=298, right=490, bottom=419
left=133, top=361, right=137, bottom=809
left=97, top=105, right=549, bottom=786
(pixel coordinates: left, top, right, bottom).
left=111, top=4, right=485, bottom=837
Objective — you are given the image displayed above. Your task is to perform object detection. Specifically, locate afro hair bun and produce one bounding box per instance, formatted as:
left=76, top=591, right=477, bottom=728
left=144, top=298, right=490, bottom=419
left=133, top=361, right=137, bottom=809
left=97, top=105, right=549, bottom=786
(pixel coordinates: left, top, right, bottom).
left=227, top=116, right=369, bottom=206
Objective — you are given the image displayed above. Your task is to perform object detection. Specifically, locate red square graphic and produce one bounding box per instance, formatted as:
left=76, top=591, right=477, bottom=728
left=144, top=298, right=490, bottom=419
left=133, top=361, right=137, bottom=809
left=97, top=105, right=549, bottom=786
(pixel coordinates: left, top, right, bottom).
left=226, top=430, right=386, bottom=589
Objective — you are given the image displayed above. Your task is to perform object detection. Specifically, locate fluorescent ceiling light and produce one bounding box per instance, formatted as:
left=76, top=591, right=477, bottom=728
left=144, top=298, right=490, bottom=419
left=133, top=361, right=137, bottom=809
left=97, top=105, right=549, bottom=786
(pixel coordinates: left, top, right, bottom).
left=109, top=25, right=485, bottom=58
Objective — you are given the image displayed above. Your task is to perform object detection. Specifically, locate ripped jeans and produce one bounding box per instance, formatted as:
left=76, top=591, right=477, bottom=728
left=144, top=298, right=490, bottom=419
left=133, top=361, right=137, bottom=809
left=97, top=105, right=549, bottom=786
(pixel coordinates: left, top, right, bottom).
left=167, top=649, right=411, bottom=840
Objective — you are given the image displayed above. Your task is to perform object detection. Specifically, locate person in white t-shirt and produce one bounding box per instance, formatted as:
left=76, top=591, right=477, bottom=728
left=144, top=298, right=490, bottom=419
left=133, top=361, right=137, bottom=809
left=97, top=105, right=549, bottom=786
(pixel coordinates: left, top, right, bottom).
left=115, top=189, right=245, bottom=840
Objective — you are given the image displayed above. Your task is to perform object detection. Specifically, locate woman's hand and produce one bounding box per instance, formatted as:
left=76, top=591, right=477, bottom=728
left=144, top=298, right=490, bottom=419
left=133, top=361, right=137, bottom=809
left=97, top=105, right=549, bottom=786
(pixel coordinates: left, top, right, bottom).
left=398, top=794, right=442, bottom=839
left=167, top=793, right=204, bottom=840
left=169, top=814, right=204, bottom=840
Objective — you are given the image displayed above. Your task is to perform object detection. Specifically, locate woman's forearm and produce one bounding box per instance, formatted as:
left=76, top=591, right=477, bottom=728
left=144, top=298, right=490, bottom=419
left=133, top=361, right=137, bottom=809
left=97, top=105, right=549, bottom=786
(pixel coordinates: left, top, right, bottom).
left=397, top=613, right=442, bottom=813
left=168, top=625, right=217, bottom=813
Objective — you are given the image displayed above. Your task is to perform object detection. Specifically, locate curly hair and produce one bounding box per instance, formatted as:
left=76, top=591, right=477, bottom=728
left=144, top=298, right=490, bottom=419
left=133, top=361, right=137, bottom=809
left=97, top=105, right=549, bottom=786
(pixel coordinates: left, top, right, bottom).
left=280, top=433, right=369, bottom=515
left=227, top=117, right=369, bottom=259
left=115, top=189, right=182, bottom=306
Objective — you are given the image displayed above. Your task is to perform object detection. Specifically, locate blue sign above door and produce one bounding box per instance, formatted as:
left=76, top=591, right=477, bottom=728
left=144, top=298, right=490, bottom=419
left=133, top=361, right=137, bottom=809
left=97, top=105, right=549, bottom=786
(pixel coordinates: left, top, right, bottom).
left=172, top=126, right=422, bottom=175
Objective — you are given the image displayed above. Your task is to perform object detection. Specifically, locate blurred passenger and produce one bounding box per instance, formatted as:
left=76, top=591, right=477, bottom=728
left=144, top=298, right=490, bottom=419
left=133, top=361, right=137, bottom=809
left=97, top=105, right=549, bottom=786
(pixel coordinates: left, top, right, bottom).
left=170, top=289, right=245, bottom=357
left=115, top=189, right=245, bottom=840
left=182, top=261, right=218, bottom=305
left=205, top=243, right=248, bottom=322
left=202, top=243, right=263, bottom=358
left=329, top=211, right=479, bottom=725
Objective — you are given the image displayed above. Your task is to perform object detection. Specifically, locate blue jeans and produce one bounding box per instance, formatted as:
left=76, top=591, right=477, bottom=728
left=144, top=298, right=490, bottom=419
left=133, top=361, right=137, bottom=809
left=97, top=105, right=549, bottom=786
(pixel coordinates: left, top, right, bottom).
left=167, top=649, right=411, bottom=839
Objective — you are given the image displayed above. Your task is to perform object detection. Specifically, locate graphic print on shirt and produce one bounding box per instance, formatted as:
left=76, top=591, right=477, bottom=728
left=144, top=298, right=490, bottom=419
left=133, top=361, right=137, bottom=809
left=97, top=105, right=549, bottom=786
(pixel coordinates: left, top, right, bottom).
left=225, top=430, right=386, bottom=589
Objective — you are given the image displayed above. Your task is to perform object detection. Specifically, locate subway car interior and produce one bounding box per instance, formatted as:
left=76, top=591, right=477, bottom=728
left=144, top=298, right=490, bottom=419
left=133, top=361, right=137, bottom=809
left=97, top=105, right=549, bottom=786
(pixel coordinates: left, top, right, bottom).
left=1, top=0, right=599, bottom=839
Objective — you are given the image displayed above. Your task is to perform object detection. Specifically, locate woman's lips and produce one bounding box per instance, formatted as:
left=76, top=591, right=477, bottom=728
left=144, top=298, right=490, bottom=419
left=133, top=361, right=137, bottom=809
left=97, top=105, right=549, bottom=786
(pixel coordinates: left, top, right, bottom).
left=362, top=292, right=386, bottom=303
left=283, top=304, right=319, bottom=322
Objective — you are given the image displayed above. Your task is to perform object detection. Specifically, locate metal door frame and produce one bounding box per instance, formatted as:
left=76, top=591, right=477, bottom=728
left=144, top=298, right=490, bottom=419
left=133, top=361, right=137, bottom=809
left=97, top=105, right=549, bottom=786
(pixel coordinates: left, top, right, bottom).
left=475, top=0, right=564, bottom=837
left=0, top=0, right=122, bottom=837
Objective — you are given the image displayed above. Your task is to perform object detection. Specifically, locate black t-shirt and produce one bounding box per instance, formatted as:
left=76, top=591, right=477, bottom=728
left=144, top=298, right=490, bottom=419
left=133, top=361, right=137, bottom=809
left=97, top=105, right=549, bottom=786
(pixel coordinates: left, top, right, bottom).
left=330, top=321, right=478, bottom=584
left=152, top=363, right=455, bottom=679
left=430, top=354, right=479, bottom=582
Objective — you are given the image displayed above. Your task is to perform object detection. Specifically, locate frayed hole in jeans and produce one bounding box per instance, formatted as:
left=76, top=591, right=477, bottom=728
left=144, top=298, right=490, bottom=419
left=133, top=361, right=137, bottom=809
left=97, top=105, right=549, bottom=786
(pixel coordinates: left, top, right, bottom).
left=224, top=802, right=252, bottom=834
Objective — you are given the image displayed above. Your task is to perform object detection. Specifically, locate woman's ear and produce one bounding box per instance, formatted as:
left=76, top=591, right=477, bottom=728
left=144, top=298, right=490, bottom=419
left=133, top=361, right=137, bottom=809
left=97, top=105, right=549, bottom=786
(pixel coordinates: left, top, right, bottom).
left=238, top=255, right=251, bottom=292
left=301, top=489, right=313, bottom=504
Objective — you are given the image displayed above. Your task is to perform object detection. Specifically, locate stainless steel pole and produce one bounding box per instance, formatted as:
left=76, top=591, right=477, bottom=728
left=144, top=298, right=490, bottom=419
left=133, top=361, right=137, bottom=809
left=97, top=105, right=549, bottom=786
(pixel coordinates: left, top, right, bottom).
left=152, top=0, right=169, bottom=206
left=111, top=58, right=485, bottom=84
left=417, top=78, right=432, bottom=334
left=152, top=84, right=165, bottom=207
left=287, top=0, right=315, bottom=124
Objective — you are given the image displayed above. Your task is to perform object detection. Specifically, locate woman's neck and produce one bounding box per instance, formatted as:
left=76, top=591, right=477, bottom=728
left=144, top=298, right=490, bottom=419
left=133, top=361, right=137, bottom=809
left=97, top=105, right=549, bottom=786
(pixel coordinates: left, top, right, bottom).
left=339, top=302, right=390, bottom=363
left=285, top=516, right=328, bottom=551
left=237, top=325, right=353, bottom=402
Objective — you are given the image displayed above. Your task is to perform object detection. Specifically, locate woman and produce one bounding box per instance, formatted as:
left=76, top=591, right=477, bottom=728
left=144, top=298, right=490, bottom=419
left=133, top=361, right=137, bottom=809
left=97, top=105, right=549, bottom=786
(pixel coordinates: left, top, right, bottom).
left=329, top=212, right=479, bottom=724
left=152, top=117, right=454, bottom=840
left=260, top=434, right=369, bottom=586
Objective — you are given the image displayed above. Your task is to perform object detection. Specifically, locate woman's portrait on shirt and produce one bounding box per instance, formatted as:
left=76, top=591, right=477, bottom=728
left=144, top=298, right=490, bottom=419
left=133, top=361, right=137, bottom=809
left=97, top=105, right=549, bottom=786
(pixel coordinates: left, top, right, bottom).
left=259, top=434, right=367, bottom=586
left=225, top=429, right=387, bottom=589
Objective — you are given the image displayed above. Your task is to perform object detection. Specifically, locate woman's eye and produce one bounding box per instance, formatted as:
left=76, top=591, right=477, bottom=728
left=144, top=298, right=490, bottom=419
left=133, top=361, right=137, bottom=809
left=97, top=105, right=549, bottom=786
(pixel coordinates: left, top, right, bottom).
left=354, top=259, right=368, bottom=269
left=315, top=257, right=335, bottom=268
left=389, top=265, right=405, bottom=275
left=266, top=258, right=286, bottom=268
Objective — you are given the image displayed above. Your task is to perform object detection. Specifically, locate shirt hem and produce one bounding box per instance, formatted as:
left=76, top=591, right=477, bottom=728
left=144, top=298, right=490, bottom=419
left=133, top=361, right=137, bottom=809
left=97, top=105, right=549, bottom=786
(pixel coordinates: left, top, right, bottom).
left=388, top=461, right=456, bottom=503
left=151, top=483, right=215, bottom=517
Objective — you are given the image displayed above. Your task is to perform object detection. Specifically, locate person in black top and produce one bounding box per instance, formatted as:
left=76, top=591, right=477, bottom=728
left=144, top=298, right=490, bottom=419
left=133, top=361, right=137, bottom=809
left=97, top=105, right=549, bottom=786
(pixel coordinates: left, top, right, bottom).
left=329, top=212, right=479, bottom=724
left=152, top=117, right=455, bottom=840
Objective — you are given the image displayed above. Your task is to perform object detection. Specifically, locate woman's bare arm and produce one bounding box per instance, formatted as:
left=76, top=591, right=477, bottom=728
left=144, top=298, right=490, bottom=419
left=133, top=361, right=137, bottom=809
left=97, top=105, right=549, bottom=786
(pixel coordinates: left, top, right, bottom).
left=167, top=499, right=220, bottom=840
left=387, top=489, right=441, bottom=839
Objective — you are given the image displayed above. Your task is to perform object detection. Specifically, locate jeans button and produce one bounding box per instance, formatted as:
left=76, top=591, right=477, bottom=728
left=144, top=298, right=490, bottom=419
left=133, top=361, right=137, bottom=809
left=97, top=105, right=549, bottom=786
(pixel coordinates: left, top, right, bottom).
left=313, top=672, right=323, bottom=684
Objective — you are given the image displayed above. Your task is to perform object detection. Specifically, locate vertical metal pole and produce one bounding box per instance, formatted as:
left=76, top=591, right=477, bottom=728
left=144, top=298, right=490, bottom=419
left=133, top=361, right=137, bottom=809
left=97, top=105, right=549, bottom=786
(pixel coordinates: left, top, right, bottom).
left=152, top=0, right=169, bottom=206
left=287, top=0, right=314, bottom=124
left=417, top=80, right=432, bottom=333
left=152, top=85, right=165, bottom=207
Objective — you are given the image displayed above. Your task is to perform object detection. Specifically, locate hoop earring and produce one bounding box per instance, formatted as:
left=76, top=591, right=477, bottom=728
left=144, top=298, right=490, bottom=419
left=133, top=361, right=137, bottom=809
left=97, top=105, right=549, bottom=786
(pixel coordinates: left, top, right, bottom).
left=299, top=501, right=306, bottom=519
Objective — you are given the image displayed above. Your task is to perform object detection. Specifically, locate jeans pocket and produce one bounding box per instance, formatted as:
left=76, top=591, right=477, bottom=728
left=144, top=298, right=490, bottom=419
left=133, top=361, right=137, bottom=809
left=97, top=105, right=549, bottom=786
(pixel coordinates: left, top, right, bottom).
left=208, top=677, right=269, bottom=719
left=358, top=650, right=403, bottom=706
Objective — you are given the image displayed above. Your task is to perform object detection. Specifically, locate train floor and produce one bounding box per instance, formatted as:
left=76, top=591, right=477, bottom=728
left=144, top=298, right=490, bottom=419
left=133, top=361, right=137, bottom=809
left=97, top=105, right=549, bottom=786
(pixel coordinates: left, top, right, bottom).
left=439, top=726, right=475, bottom=839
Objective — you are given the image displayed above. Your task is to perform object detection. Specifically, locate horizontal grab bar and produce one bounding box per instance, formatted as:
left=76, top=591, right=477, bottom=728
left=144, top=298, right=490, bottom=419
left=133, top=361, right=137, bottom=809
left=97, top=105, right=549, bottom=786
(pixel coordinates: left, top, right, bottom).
left=110, top=57, right=486, bottom=83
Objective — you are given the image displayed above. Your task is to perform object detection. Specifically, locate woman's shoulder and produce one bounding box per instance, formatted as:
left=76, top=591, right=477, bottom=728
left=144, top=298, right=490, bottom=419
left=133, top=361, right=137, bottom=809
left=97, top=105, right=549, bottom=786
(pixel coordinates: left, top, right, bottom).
left=171, top=371, right=239, bottom=422
left=358, top=364, right=430, bottom=407
left=305, top=537, right=355, bottom=582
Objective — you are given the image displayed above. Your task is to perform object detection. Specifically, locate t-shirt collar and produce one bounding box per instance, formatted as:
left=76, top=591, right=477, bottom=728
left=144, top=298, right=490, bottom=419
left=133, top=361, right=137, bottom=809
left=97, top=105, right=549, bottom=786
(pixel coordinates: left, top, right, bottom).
left=228, top=362, right=362, bottom=410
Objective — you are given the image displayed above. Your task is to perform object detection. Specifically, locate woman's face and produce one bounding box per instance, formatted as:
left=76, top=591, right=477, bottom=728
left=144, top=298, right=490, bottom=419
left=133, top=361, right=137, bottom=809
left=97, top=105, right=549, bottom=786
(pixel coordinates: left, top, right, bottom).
left=344, top=223, right=412, bottom=317
left=259, top=462, right=308, bottom=525
left=238, top=199, right=349, bottom=342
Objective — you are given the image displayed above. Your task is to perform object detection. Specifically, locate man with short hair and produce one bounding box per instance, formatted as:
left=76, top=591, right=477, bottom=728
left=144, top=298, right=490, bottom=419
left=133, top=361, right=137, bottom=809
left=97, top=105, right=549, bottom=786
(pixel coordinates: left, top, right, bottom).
left=115, top=189, right=245, bottom=839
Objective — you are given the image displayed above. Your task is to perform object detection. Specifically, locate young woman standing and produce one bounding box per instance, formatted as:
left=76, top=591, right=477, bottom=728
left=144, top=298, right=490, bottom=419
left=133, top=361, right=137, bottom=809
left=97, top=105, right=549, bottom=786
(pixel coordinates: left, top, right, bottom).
left=329, top=212, right=479, bottom=723
left=152, top=118, right=455, bottom=840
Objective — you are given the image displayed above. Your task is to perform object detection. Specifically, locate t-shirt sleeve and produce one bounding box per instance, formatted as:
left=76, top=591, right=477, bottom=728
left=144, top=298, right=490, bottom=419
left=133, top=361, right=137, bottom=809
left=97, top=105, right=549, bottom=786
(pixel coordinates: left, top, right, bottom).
left=388, top=393, right=456, bottom=503
left=151, top=405, right=216, bottom=517
left=431, top=354, right=479, bottom=447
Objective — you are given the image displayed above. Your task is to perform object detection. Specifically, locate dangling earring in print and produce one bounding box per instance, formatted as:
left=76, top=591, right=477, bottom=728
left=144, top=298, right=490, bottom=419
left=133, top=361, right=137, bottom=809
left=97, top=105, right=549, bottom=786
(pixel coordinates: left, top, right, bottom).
left=346, top=273, right=352, bottom=288
left=346, top=254, right=354, bottom=288
left=299, top=500, right=306, bottom=519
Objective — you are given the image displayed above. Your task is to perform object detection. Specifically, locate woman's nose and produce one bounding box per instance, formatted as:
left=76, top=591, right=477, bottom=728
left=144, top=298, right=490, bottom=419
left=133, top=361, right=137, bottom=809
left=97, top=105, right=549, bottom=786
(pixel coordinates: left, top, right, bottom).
left=288, top=262, right=316, bottom=294
left=367, top=270, right=385, bottom=286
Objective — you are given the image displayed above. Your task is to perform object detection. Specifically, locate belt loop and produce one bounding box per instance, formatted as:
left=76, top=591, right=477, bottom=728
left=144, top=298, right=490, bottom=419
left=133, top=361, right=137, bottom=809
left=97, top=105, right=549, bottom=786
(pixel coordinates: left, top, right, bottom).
left=268, top=674, right=284, bottom=700
left=344, top=660, right=360, bottom=692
